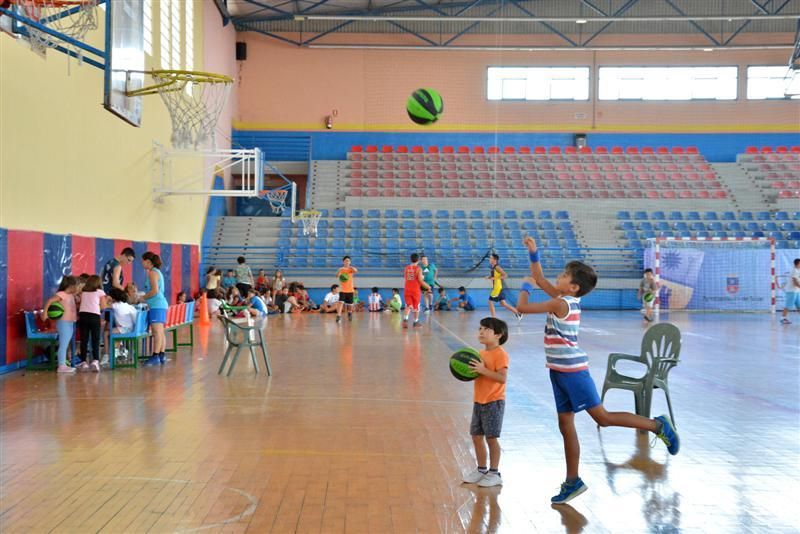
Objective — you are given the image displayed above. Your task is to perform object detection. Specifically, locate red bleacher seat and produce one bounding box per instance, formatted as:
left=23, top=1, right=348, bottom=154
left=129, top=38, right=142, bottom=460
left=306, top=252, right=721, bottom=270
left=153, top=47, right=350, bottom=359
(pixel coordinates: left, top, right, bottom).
left=686, top=146, right=699, bottom=154
left=579, top=146, right=592, bottom=154
left=671, top=147, right=684, bottom=154
left=488, top=146, right=499, bottom=154
left=791, top=146, right=800, bottom=153
left=381, top=145, right=392, bottom=153
left=642, top=147, right=654, bottom=154
left=519, top=147, right=531, bottom=154
left=626, top=147, right=639, bottom=154
left=395, top=146, right=408, bottom=153
left=611, top=147, right=624, bottom=154
left=366, top=145, right=378, bottom=153
left=595, top=146, right=609, bottom=154
left=534, top=146, right=546, bottom=154
left=350, top=188, right=363, bottom=196
left=663, top=190, right=677, bottom=199
left=776, top=146, right=788, bottom=153
left=745, top=146, right=759, bottom=154
left=656, top=147, right=669, bottom=154
left=446, top=189, right=459, bottom=198
left=351, top=145, right=363, bottom=153
left=427, top=146, right=439, bottom=153
left=457, top=146, right=469, bottom=153
left=473, top=146, right=485, bottom=154
left=761, top=147, right=773, bottom=153
left=441, top=146, right=453, bottom=154
left=503, top=147, right=515, bottom=154
left=411, top=146, right=424, bottom=153
left=549, top=147, right=562, bottom=154
left=712, top=190, right=727, bottom=199
left=565, top=146, right=577, bottom=154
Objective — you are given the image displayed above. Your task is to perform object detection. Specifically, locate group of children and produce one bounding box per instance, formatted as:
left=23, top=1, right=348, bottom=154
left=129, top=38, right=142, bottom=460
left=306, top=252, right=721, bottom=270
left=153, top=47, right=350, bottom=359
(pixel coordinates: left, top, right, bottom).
left=460, top=236, right=681, bottom=505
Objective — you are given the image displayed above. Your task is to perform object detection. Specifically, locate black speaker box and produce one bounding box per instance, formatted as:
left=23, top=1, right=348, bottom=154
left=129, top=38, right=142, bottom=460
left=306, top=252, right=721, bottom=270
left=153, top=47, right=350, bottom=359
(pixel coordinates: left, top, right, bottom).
left=236, top=42, right=247, bottom=61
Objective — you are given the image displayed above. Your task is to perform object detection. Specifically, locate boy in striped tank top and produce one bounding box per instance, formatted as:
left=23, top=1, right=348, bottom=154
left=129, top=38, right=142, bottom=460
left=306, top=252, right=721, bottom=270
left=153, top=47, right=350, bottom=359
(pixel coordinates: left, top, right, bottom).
left=516, top=236, right=680, bottom=505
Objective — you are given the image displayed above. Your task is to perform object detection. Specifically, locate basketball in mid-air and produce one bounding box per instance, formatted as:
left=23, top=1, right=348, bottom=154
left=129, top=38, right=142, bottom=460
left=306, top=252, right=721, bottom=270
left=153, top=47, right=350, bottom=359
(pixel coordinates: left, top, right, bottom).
left=407, top=88, right=443, bottom=125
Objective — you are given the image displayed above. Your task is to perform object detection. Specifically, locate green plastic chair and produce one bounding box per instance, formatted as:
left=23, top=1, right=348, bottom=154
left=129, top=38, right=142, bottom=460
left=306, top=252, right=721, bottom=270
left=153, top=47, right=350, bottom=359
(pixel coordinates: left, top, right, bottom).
left=218, top=315, right=271, bottom=377
left=601, top=323, right=681, bottom=425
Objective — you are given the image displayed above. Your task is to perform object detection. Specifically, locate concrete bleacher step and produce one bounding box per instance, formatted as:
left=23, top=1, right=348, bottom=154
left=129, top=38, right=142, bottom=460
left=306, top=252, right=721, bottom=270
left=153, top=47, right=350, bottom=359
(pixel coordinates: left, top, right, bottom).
left=712, top=163, right=769, bottom=209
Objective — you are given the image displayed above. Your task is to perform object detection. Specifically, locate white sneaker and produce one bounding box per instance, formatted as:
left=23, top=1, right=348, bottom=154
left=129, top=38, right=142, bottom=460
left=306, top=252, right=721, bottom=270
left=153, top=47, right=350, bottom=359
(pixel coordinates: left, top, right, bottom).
left=56, top=365, right=75, bottom=374
left=100, top=354, right=110, bottom=367
left=462, top=469, right=488, bottom=484
left=477, top=472, right=503, bottom=487
left=780, top=318, right=791, bottom=324
left=90, top=361, right=101, bottom=373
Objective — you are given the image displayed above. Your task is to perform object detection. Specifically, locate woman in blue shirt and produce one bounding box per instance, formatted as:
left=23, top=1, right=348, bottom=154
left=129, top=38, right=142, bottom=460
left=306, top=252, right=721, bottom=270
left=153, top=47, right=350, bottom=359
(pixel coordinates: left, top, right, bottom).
left=142, top=251, right=169, bottom=365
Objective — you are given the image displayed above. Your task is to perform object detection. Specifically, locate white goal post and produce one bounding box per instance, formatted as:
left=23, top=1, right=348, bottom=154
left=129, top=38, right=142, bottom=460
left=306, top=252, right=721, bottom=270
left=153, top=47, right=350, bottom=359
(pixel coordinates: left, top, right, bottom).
left=648, top=237, right=775, bottom=315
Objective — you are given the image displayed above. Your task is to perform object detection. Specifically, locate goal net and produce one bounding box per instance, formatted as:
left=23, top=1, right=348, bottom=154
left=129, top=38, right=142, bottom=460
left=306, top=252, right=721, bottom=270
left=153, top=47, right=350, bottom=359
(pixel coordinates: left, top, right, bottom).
left=644, top=237, right=775, bottom=313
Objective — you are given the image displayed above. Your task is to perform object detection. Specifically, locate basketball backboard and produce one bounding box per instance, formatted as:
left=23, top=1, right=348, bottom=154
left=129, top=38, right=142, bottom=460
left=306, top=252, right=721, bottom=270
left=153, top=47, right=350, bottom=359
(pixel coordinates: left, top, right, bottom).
left=103, top=0, right=144, bottom=126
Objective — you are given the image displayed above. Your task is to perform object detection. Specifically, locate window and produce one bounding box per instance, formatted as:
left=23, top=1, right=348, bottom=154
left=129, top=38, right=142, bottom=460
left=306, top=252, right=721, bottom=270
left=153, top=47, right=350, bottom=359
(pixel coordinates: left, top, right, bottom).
left=185, top=0, right=194, bottom=72
left=159, top=0, right=170, bottom=68
left=143, top=0, right=152, bottom=56
left=747, top=66, right=800, bottom=100
left=599, top=67, right=737, bottom=101
left=487, top=67, right=590, bottom=101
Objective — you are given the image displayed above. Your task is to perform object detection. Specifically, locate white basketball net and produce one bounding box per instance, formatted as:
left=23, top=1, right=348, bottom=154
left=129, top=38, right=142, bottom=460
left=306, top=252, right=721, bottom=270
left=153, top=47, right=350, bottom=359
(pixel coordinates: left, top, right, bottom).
left=17, top=0, right=98, bottom=59
left=297, top=210, right=321, bottom=236
left=151, top=71, right=233, bottom=150
left=264, top=190, right=288, bottom=214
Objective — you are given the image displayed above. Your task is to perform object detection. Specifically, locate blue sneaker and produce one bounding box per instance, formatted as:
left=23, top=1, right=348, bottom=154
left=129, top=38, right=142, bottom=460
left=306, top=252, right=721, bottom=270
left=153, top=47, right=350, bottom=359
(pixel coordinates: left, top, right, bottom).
left=551, top=478, right=587, bottom=504
left=143, top=355, right=161, bottom=367
left=158, top=353, right=166, bottom=364
left=654, top=415, right=680, bottom=455
left=71, top=355, right=82, bottom=367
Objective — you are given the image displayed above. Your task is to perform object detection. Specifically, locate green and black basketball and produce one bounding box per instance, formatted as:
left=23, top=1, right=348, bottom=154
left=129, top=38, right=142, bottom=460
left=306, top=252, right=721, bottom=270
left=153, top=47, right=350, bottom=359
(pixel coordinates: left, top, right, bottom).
left=47, top=301, right=65, bottom=320
left=339, top=272, right=350, bottom=282
left=449, top=347, right=481, bottom=382
left=643, top=292, right=655, bottom=303
left=407, top=88, right=444, bottom=125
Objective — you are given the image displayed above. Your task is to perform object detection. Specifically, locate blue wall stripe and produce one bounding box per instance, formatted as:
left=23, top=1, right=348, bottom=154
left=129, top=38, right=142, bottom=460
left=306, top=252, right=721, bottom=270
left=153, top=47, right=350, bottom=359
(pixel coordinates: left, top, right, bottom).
left=182, top=244, right=191, bottom=295
left=95, top=238, right=115, bottom=279
left=132, top=241, right=148, bottom=289
left=42, top=232, right=72, bottom=301
left=232, top=130, right=800, bottom=163
left=0, top=229, right=7, bottom=366
left=160, top=243, right=172, bottom=303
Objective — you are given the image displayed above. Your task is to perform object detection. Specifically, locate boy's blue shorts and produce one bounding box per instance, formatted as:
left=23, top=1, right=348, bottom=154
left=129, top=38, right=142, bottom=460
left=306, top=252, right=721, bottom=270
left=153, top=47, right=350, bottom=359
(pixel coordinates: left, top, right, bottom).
left=148, top=308, right=167, bottom=325
left=549, top=369, right=601, bottom=414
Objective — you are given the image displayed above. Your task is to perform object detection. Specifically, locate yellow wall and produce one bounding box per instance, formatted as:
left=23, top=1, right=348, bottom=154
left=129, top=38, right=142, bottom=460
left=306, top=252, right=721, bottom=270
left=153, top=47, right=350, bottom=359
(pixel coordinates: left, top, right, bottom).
left=0, top=1, right=218, bottom=245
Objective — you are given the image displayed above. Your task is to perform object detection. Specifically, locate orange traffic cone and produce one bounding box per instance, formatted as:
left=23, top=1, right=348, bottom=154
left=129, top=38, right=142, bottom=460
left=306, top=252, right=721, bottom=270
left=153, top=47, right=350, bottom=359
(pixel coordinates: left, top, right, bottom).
left=198, top=293, right=210, bottom=325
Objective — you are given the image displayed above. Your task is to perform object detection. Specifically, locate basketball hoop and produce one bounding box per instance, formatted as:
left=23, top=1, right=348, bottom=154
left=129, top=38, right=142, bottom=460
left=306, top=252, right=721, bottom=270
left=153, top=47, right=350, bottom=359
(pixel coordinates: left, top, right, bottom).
left=297, top=210, right=321, bottom=236
left=125, top=70, right=234, bottom=150
left=261, top=189, right=288, bottom=214
left=13, top=0, right=97, bottom=59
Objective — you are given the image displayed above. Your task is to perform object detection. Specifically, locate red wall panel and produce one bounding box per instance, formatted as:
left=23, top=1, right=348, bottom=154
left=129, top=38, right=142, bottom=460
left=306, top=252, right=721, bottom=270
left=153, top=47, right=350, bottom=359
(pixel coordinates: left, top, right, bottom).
left=71, top=235, right=95, bottom=276
left=171, top=244, right=182, bottom=304
left=6, top=231, right=44, bottom=364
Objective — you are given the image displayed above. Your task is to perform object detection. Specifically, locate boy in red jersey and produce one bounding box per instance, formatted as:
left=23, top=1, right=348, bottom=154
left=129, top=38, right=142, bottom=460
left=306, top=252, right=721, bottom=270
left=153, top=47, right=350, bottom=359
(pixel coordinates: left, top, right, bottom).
left=403, top=253, right=430, bottom=328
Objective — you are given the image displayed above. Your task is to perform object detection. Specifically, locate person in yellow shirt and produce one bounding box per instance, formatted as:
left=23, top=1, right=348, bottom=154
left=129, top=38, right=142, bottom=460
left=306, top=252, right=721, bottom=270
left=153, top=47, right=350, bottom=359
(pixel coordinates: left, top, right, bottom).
left=487, top=254, right=522, bottom=322
left=461, top=317, right=509, bottom=488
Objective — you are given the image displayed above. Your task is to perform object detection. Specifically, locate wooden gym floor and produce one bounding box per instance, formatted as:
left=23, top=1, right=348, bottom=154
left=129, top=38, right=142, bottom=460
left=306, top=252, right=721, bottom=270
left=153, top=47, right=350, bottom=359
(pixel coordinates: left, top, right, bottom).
left=0, top=310, right=798, bottom=533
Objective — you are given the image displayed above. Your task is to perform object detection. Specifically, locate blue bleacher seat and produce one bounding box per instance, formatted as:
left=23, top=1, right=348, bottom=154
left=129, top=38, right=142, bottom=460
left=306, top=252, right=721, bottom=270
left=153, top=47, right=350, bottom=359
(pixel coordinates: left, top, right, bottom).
left=419, top=210, right=432, bottom=218
left=420, top=229, right=435, bottom=239
left=292, top=257, right=308, bottom=267
left=673, top=221, right=688, bottom=231
left=313, top=238, right=328, bottom=248
left=689, top=222, right=705, bottom=231
left=539, top=210, right=552, bottom=219
left=469, top=210, right=483, bottom=219
left=367, top=229, right=380, bottom=239
left=555, top=210, right=569, bottom=220
left=454, top=221, right=468, bottom=230
left=713, top=231, right=728, bottom=238
left=312, top=257, right=327, bottom=268
left=788, top=231, right=800, bottom=240
left=453, top=210, right=466, bottom=219
left=490, top=221, right=504, bottom=232
left=386, top=229, right=399, bottom=238
left=657, top=230, right=674, bottom=238
left=367, top=209, right=381, bottom=218
left=540, top=220, right=555, bottom=230
left=651, top=211, right=665, bottom=220
left=385, top=209, right=398, bottom=218
left=617, top=211, right=631, bottom=220
left=279, top=228, right=292, bottom=238
left=696, top=231, right=711, bottom=238
left=439, top=238, right=453, bottom=249
left=634, top=211, right=648, bottom=220
left=654, top=221, right=670, bottom=231
left=401, top=220, right=416, bottom=230
left=474, top=229, right=488, bottom=239
left=739, top=211, right=753, bottom=220
left=422, top=239, right=436, bottom=250
left=385, top=220, right=398, bottom=230
left=435, top=210, right=449, bottom=219
left=733, top=231, right=746, bottom=238
left=350, top=220, right=364, bottom=229
left=316, top=228, right=329, bottom=238
left=386, top=239, right=400, bottom=250
left=417, top=220, right=432, bottom=230
left=543, top=230, right=558, bottom=240
left=794, top=212, right=800, bottom=220
left=629, top=239, right=643, bottom=249
left=504, top=210, right=518, bottom=219
left=367, top=220, right=380, bottom=229
left=562, top=230, right=576, bottom=240
left=756, top=211, right=771, bottom=221
left=639, top=221, right=653, bottom=231
left=471, top=221, right=486, bottom=230
left=780, top=222, right=795, bottom=231
left=366, top=256, right=382, bottom=268
left=436, top=221, right=450, bottom=230
left=745, top=222, right=760, bottom=232
left=722, top=211, right=736, bottom=221
left=402, top=229, right=416, bottom=239
left=763, top=222, right=778, bottom=231
left=768, top=231, right=783, bottom=240
left=318, top=209, right=329, bottom=217
left=333, top=220, right=346, bottom=230
left=296, top=237, right=310, bottom=248
left=751, top=231, right=766, bottom=238
left=678, top=230, right=692, bottom=238
left=624, top=230, right=638, bottom=240
left=276, top=237, right=290, bottom=248
left=317, top=220, right=329, bottom=229
left=346, top=241, right=360, bottom=251
left=439, top=229, right=452, bottom=239
left=508, top=230, right=523, bottom=240
left=332, top=208, right=346, bottom=218
left=685, top=211, right=700, bottom=220
left=557, top=221, right=573, bottom=231
left=350, top=209, right=363, bottom=218
left=727, top=222, right=742, bottom=231
left=522, top=221, right=536, bottom=231
left=401, top=209, right=415, bottom=219
left=777, top=240, right=790, bottom=248
left=703, top=212, right=718, bottom=220
left=668, top=211, right=683, bottom=221
left=506, top=221, right=520, bottom=230
left=280, top=220, right=293, bottom=228
left=708, top=222, right=723, bottom=231
left=774, top=211, right=788, bottom=220
left=333, top=228, right=346, bottom=238
left=487, top=210, right=501, bottom=219
left=349, top=228, right=363, bottom=238
left=641, top=230, right=656, bottom=239
left=401, top=239, right=417, bottom=249
left=521, top=210, right=535, bottom=219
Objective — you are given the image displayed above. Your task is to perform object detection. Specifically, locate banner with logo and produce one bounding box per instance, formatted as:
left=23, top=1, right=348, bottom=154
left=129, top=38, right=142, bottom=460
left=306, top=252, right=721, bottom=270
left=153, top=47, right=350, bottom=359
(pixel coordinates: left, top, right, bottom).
left=644, top=245, right=773, bottom=311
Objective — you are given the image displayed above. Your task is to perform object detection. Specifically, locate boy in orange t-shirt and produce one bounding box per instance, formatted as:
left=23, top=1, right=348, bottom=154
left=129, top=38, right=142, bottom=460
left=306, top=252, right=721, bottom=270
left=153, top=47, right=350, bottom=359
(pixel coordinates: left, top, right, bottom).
left=335, top=256, right=358, bottom=322
left=462, top=317, right=510, bottom=488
